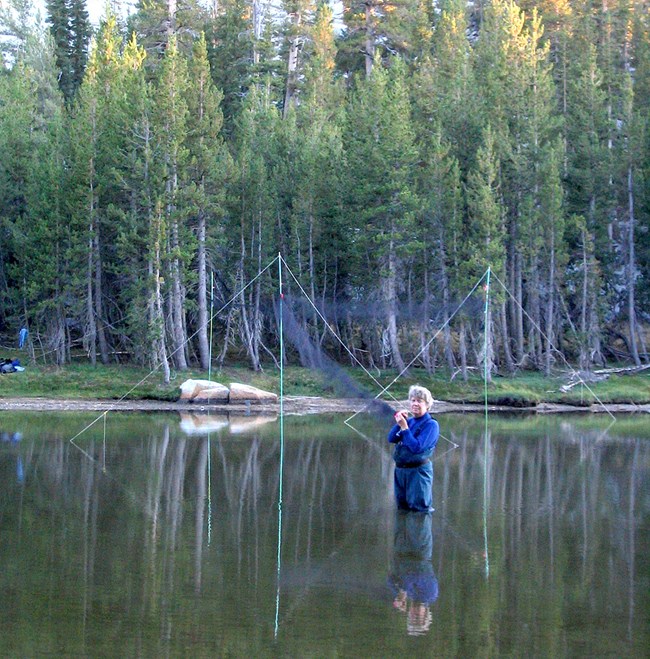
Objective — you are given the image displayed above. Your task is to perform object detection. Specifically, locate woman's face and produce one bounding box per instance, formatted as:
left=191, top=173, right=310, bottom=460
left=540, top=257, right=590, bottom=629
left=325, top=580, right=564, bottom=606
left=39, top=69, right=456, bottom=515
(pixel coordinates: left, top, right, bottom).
left=409, top=397, right=428, bottom=418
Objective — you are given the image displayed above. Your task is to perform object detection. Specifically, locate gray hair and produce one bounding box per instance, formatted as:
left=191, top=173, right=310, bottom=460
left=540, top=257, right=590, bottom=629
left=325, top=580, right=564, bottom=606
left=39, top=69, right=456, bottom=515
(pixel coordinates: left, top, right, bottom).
left=408, top=385, right=433, bottom=409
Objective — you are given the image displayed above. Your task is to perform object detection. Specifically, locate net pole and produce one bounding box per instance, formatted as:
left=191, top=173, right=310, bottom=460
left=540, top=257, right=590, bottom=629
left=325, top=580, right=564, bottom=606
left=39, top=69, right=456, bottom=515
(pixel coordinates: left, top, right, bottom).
left=208, top=271, right=214, bottom=382
left=274, top=253, right=285, bottom=638
left=207, top=271, right=214, bottom=545
left=483, top=267, right=491, bottom=579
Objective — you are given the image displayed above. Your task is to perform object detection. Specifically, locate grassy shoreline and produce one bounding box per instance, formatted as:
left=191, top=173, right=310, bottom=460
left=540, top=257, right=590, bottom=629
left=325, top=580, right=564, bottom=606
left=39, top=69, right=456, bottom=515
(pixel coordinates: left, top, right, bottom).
left=1, top=363, right=649, bottom=407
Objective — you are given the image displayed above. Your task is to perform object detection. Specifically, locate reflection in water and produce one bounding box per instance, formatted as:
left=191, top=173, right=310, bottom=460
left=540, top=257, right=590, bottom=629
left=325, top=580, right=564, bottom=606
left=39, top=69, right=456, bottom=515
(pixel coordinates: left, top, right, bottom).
left=0, top=413, right=648, bottom=656
left=178, top=412, right=278, bottom=435
left=388, top=511, right=438, bottom=636
left=1, top=430, right=23, bottom=483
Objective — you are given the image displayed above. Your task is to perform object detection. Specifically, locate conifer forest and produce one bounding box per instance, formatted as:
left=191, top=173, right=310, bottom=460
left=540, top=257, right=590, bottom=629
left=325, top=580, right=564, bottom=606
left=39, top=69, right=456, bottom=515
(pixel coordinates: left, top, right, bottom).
left=0, top=0, right=648, bottom=380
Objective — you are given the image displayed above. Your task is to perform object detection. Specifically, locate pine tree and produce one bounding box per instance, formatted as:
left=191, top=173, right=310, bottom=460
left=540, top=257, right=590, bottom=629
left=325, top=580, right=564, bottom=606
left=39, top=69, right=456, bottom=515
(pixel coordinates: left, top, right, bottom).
left=337, top=0, right=427, bottom=76
left=45, top=0, right=91, bottom=102
left=153, top=34, right=190, bottom=370
left=280, top=0, right=316, bottom=116
left=564, top=43, right=609, bottom=367
left=68, top=0, right=91, bottom=97
left=229, top=85, right=282, bottom=370
left=345, top=59, right=419, bottom=370
left=184, top=33, right=230, bottom=370
left=466, top=126, right=505, bottom=380
left=205, top=0, right=252, bottom=134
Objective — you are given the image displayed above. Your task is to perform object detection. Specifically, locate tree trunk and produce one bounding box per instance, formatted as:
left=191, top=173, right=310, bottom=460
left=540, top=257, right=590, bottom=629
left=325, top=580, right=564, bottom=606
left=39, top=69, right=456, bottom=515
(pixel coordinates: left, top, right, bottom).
left=439, top=247, right=456, bottom=370
left=544, top=231, right=556, bottom=376
left=459, top=318, right=468, bottom=381
left=86, top=168, right=97, bottom=366
left=529, top=259, right=542, bottom=367
left=93, top=230, right=109, bottom=364
left=238, top=220, right=261, bottom=371
left=364, top=1, right=375, bottom=77
left=579, top=227, right=589, bottom=369
left=197, top=210, right=210, bottom=370
left=282, top=11, right=302, bottom=118
left=626, top=166, right=641, bottom=366
left=514, top=251, right=524, bottom=362
left=151, top=208, right=170, bottom=384
left=385, top=235, right=405, bottom=372
left=483, top=303, right=494, bottom=383
left=420, top=270, right=433, bottom=372
left=499, top=298, right=514, bottom=372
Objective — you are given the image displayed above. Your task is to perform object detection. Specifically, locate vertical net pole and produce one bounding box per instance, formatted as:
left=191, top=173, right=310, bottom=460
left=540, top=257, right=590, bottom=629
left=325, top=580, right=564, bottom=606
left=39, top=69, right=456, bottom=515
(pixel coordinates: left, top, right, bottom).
left=483, top=267, right=491, bottom=579
left=208, top=271, right=214, bottom=382
left=275, top=254, right=285, bottom=638
left=207, top=270, right=214, bottom=545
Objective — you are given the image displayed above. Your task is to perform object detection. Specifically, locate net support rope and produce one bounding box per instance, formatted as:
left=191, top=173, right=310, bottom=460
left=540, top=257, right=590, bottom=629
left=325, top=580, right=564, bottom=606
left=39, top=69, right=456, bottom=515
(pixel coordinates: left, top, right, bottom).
left=67, top=256, right=281, bottom=451
left=54, top=252, right=619, bottom=633
left=343, top=269, right=491, bottom=426
left=489, top=271, right=616, bottom=420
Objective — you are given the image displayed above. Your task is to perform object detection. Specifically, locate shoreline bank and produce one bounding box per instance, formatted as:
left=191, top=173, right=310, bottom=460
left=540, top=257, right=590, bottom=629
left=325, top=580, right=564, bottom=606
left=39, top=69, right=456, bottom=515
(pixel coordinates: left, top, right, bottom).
left=0, top=396, right=648, bottom=415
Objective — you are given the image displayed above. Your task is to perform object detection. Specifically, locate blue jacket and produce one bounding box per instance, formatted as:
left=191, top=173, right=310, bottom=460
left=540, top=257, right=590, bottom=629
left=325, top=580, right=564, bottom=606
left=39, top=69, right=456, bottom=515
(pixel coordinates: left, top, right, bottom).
left=388, top=413, right=439, bottom=467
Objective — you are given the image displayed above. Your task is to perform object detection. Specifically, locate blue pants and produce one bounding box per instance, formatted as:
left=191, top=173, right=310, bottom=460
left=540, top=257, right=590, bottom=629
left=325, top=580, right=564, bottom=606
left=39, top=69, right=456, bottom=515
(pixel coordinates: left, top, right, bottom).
left=394, top=462, right=433, bottom=512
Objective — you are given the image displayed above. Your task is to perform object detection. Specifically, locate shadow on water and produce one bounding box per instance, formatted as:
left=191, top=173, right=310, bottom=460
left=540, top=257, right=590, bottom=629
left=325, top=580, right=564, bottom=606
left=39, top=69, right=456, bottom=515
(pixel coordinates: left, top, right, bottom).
left=0, top=411, right=648, bottom=656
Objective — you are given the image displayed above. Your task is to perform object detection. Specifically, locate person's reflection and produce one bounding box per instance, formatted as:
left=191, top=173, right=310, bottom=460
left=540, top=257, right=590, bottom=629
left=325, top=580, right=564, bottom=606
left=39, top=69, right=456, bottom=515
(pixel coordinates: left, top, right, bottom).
left=388, top=510, right=438, bottom=636
left=1, top=431, right=24, bottom=483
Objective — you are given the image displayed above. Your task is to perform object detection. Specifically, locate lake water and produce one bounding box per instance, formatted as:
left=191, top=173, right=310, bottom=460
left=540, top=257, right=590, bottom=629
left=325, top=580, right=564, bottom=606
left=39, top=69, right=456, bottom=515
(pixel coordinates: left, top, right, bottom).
left=0, top=410, right=648, bottom=657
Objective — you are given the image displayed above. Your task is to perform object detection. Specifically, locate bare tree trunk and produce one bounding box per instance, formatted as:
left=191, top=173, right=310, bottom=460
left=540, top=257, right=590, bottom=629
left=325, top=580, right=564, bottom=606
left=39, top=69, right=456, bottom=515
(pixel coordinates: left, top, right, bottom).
left=86, top=192, right=97, bottom=367
left=459, top=318, right=468, bottom=381
left=579, top=228, right=589, bottom=369
left=483, top=304, right=494, bottom=383
left=514, top=251, right=524, bottom=362
left=151, top=205, right=170, bottom=383
left=197, top=211, right=210, bottom=370
left=252, top=0, right=262, bottom=65
left=282, top=11, right=302, bottom=118
left=364, top=1, right=375, bottom=77
left=440, top=249, right=456, bottom=370
left=169, top=216, right=188, bottom=370
left=544, top=232, right=556, bottom=376
left=626, top=166, right=641, bottom=366
left=528, top=259, right=542, bottom=367
left=238, top=221, right=261, bottom=371
left=93, top=231, right=110, bottom=363
left=420, top=270, right=433, bottom=372
left=385, top=235, right=405, bottom=372
left=217, top=306, right=235, bottom=367
left=85, top=99, right=98, bottom=366
left=499, top=298, right=514, bottom=372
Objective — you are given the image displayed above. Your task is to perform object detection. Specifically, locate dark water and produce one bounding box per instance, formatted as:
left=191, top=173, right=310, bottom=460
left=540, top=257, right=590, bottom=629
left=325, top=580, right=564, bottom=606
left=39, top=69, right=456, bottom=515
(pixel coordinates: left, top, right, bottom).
left=0, top=410, right=648, bottom=657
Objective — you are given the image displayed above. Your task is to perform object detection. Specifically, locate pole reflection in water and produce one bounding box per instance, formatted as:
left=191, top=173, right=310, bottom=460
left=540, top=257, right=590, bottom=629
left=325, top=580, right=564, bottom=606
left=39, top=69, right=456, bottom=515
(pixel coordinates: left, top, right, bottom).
left=388, top=510, right=438, bottom=636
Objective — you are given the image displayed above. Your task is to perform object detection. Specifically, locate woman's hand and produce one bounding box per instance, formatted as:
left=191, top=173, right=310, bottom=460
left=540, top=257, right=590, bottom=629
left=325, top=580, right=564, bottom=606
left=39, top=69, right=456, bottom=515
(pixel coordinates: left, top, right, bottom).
left=394, top=411, right=409, bottom=430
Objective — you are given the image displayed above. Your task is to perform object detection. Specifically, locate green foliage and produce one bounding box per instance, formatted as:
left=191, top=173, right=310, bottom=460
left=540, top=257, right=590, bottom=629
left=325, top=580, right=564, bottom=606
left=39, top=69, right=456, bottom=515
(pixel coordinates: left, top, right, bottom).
left=0, top=0, right=648, bottom=378
left=45, top=0, right=91, bottom=102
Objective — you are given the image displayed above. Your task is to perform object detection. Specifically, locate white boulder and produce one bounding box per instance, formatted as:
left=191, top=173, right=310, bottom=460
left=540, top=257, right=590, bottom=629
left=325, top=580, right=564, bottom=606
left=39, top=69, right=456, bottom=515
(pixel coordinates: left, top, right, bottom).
left=179, top=379, right=230, bottom=403
left=228, top=382, right=278, bottom=404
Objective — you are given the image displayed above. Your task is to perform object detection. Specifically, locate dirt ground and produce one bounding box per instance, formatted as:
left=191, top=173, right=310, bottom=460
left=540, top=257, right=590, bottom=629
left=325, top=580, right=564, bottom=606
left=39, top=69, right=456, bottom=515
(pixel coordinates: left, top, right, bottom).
left=0, top=396, right=647, bottom=414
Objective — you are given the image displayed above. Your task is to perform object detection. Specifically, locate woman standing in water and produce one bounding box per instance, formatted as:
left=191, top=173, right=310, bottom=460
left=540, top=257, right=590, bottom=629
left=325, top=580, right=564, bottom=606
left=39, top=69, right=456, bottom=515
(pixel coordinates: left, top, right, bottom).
left=388, top=385, right=439, bottom=512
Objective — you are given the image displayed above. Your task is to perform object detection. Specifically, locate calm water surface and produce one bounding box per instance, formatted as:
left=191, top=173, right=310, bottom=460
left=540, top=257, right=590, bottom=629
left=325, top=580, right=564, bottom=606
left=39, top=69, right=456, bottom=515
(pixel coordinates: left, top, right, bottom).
left=0, top=410, right=648, bottom=657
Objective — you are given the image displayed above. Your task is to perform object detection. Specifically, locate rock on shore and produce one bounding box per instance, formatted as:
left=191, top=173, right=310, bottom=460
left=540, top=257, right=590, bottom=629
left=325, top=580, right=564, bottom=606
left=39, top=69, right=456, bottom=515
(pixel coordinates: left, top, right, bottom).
left=179, top=379, right=277, bottom=404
